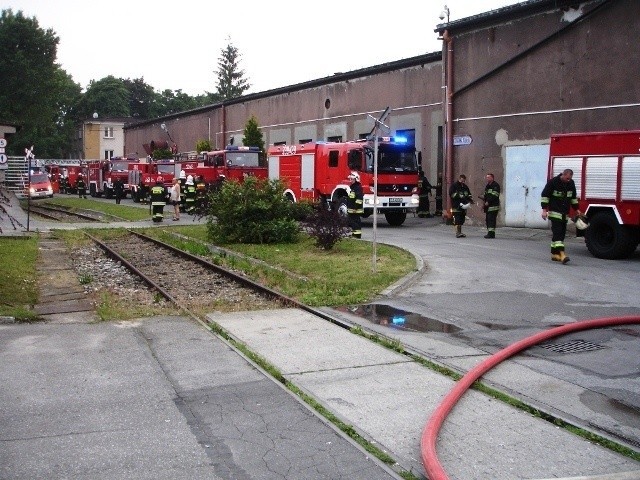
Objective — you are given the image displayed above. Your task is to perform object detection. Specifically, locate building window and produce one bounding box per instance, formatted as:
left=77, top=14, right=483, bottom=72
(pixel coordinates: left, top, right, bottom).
left=358, top=133, right=369, bottom=140
left=328, top=150, right=339, bottom=167
left=327, top=135, right=342, bottom=143
left=104, top=150, right=114, bottom=160
left=104, top=127, right=114, bottom=138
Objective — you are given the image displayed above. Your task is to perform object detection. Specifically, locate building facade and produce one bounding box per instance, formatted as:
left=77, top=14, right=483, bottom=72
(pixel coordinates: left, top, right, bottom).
left=125, top=0, right=639, bottom=227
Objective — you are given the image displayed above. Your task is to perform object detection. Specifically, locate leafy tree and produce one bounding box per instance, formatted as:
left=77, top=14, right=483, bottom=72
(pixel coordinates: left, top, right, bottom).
left=123, top=77, right=158, bottom=119
left=77, top=75, right=130, bottom=119
left=214, top=38, right=250, bottom=100
left=243, top=115, right=265, bottom=154
left=196, top=139, right=211, bottom=153
left=0, top=9, right=81, bottom=157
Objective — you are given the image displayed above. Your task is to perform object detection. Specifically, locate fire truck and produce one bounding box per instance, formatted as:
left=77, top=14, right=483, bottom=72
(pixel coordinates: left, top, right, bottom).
left=267, top=137, right=419, bottom=226
left=87, top=156, right=137, bottom=198
left=177, top=145, right=267, bottom=184
left=129, top=160, right=178, bottom=202
left=548, top=130, right=640, bottom=259
left=41, top=160, right=85, bottom=194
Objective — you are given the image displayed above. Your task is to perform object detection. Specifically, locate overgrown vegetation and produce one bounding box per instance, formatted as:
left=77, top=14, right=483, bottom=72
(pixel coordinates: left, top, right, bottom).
left=0, top=236, right=39, bottom=320
left=303, top=205, right=350, bottom=250
left=42, top=198, right=151, bottom=221
left=206, top=177, right=300, bottom=244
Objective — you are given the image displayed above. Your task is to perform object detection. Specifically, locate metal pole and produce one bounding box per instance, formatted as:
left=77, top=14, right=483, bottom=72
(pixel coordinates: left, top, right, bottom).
left=372, top=133, right=378, bottom=273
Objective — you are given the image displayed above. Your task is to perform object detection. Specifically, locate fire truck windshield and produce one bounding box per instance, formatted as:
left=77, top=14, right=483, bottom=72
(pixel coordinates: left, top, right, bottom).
left=226, top=152, right=260, bottom=167
left=111, top=161, right=129, bottom=171
left=156, top=164, right=175, bottom=174
left=365, top=145, right=418, bottom=173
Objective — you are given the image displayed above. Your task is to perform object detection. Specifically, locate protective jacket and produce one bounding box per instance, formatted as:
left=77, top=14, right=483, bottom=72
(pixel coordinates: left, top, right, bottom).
left=150, top=185, right=166, bottom=205
left=347, top=182, right=364, bottom=215
left=541, top=174, right=578, bottom=221
left=449, top=181, right=472, bottom=211
left=483, top=181, right=501, bottom=212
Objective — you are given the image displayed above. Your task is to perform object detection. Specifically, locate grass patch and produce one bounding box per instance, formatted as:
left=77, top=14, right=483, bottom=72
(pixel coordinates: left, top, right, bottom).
left=93, top=290, right=179, bottom=321
left=142, top=225, right=416, bottom=306
left=0, top=236, right=40, bottom=320
left=42, top=197, right=150, bottom=221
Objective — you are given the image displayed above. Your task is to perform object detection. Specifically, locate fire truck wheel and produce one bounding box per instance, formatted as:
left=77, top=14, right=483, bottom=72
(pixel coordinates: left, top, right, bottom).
left=384, top=211, right=407, bottom=226
left=585, top=211, right=636, bottom=259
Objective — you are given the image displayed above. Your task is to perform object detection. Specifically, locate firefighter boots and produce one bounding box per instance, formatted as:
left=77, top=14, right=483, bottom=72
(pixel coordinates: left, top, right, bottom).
left=558, top=251, right=570, bottom=264
left=551, top=253, right=561, bottom=262
left=484, top=231, right=495, bottom=239
left=455, top=225, right=466, bottom=238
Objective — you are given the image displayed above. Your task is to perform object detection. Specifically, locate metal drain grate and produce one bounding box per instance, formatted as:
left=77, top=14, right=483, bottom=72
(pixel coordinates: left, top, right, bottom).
left=538, top=339, right=605, bottom=354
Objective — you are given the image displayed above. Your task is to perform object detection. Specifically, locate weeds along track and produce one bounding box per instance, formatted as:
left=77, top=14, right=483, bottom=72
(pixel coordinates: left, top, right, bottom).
left=85, top=230, right=288, bottom=314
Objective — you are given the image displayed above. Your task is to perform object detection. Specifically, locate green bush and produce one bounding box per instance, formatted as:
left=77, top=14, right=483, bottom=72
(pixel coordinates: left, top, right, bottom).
left=207, top=177, right=300, bottom=244
left=289, top=199, right=315, bottom=221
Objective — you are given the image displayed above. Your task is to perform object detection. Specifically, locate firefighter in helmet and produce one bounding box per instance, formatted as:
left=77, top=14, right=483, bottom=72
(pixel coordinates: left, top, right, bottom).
left=150, top=179, right=167, bottom=223
left=416, top=168, right=433, bottom=218
left=184, top=175, right=196, bottom=215
left=347, top=171, right=364, bottom=238
left=449, top=174, right=472, bottom=238
left=179, top=170, right=187, bottom=212
left=76, top=174, right=87, bottom=199
left=195, top=175, right=207, bottom=212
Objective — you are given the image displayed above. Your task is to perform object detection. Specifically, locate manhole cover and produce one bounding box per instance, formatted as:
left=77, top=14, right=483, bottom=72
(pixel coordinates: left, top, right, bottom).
left=538, top=339, right=605, bottom=354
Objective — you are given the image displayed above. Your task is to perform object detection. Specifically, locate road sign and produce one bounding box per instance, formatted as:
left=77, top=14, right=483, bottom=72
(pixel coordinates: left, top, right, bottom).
left=453, top=135, right=473, bottom=146
left=0, top=153, right=7, bottom=164
left=0, top=138, right=6, bottom=148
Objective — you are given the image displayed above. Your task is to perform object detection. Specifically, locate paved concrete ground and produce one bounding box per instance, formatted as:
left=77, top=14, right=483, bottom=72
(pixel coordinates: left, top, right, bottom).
left=1, top=189, right=639, bottom=479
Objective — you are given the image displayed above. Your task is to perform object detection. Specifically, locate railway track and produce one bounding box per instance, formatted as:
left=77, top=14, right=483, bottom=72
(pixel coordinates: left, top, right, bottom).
left=27, top=203, right=102, bottom=222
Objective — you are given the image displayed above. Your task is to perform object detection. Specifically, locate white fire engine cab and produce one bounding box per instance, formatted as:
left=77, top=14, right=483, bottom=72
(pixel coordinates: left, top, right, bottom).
left=267, top=137, right=419, bottom=226
left=548, top=130, right=640, bottom=259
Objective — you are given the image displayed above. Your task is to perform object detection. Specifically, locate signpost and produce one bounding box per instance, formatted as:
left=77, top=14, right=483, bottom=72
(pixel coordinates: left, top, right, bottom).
left=0, top=138, right=7, bottom=170
left=25, top=146, right=34, bottom=232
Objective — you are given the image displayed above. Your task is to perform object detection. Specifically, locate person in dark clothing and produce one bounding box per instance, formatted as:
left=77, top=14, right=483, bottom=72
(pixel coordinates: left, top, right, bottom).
left=449, top=174, right=472, bottom=238
left=347, top=171, right=364, bottom=239
left=76, top=174, right=87, bottom=199
left=113, top=178, right=125, bottom=204
left=541, top=168, right=581, bottom=264
left=481, top=173, right=501, bottom=238
left=184, top=175, right=196, bottom=214
left=150, top=179, right=167, bottom=223
left=416, top=169, right=433, bottom=218
left=434, top=172, right=443, bottom=216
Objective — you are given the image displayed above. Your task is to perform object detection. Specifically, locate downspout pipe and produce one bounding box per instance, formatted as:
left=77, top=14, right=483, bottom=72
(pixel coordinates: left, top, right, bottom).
left=221, top=103, right=226, bottom=150
left=443, top=30, right=454, bottom=219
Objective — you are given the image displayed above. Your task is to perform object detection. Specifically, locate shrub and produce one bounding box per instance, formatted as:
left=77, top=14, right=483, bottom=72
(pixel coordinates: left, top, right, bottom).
left=289, top=199, right=315, bottom=221
left=207, top=177, right=300, bottom=244
left=303, top=205, right=350, bottom=250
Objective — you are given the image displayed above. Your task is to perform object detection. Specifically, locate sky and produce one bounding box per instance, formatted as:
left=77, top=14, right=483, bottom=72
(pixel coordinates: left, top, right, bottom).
left=4, top=0, right=522, bottom=96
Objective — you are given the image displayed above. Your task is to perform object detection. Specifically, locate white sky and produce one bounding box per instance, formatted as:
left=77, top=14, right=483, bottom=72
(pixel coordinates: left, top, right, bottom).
left=3, top=0, right=521, bottom=96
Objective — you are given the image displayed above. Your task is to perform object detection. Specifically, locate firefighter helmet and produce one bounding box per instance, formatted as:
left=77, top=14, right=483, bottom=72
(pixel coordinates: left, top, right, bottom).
left=348, top=171, right=360, bottom=182
left=460, top=202, right=471, bottom=210
left=179, top=170, right=186, bottom=179
left=573, top=214, right=589, bottom=230
left=186, top=175, right=194, bottom=185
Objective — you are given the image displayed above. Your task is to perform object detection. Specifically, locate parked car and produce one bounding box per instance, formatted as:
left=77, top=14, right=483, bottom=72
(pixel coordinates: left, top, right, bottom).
left=22, top=173, right=54, bottom=198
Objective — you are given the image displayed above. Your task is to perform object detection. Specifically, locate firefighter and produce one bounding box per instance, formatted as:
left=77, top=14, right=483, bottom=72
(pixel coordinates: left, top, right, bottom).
left=195, top=175, right=207, bottom=211
left=347, top=171, right=364, bottom=239
left=416, top=168, right=433, bottom=218
left=77, top=174, right=87, bottom=199
left=481, top=173, right=501, bottom=238
left=449, top=174, right=472, bottom=238
left=541, top=168, right=581, bottom=264
left=113, top=177, right=125, bottom=204
left=60, top=175, right=68, bottom=194
left=150, top=179, right=167, bottom=223
left=184, top=175, right=196, bottom=214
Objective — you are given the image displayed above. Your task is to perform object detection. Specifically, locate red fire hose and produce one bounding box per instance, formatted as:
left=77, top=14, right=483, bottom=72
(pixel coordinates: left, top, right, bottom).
left=421, top=315, right=640, bottom=480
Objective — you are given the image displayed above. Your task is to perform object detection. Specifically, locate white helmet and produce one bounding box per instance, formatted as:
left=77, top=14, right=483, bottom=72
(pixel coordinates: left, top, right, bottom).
left=573, top=214, right=589, bottom=230
left=179, top=170, right=186, bottom=179
left=460, top=202, right=470, bottom=210
left=348, top=171, right=360, bottom=182
left=186, top=175, right=194, bottom=185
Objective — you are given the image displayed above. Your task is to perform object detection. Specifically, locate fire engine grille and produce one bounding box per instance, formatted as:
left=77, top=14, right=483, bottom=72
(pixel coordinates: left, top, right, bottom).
left=538, top=339, right=605, bottom=354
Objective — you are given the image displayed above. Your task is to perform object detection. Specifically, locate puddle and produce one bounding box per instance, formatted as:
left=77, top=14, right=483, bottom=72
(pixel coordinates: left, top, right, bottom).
left=336, top=303, right=462, bottom=333
left=476, top=321, right=517, bottom=330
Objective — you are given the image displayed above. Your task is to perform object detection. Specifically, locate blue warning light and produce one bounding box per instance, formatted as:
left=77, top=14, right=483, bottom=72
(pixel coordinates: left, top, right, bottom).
left=391, top=316, right=406, bottom=325
left=393, top=136, right=408, bottom=144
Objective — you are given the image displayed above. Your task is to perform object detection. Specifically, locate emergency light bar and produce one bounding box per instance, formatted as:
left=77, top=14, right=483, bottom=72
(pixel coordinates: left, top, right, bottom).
left=380, top=136, right=408, bottom=144
left=225, top=145, right=260, bottom=152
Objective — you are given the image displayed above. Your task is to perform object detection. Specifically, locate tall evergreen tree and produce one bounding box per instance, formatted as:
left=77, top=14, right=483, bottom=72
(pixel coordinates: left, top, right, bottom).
left=243, top=115, right=265, bottom=154
left=214, top=39, right=250, bottom=100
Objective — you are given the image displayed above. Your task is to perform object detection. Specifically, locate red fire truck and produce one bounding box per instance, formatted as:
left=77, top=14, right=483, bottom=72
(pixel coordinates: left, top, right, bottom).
left=87, top=156, right=137, bottom=198
left=548, top=130, right=640, bottom=259
left=267, top=137, right=419, bottom=226
left=129, top=160, right=178, bottom=202
left=43, top=161, right=86, bottom=194
left=178, top=145, right=267, bottom=184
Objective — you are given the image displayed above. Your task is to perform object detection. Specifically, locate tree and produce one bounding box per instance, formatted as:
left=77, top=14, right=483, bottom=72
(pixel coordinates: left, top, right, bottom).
left=123, top=77, right=158, bottom=119
left=242, top=115, right=265, bottom=154
left=77, top=76, right=130, bottom=119
left=0, top=9, right=81, bottom=157
left=214, top=39, right=250, bottom=100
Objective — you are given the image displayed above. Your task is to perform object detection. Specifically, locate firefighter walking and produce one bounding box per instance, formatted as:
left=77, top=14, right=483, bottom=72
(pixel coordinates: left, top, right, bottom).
left=449, top=174, right=472, bottom=238
left=347, top=171, right=364, bottom=238
left=150, top=179, right=167, bottom=223
left=541, top=168, right=581, bottom=264
left=184, top=175, right=196, bottom=215
left=481, top=173, right=500, bottom=238
left=416, top=169, right=433, bottom=218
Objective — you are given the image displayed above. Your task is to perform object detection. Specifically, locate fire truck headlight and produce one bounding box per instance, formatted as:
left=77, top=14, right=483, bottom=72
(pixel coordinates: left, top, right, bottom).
left=29, top=187, right=36, bottom=194
left=47, top=186, right=53, bottom=194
